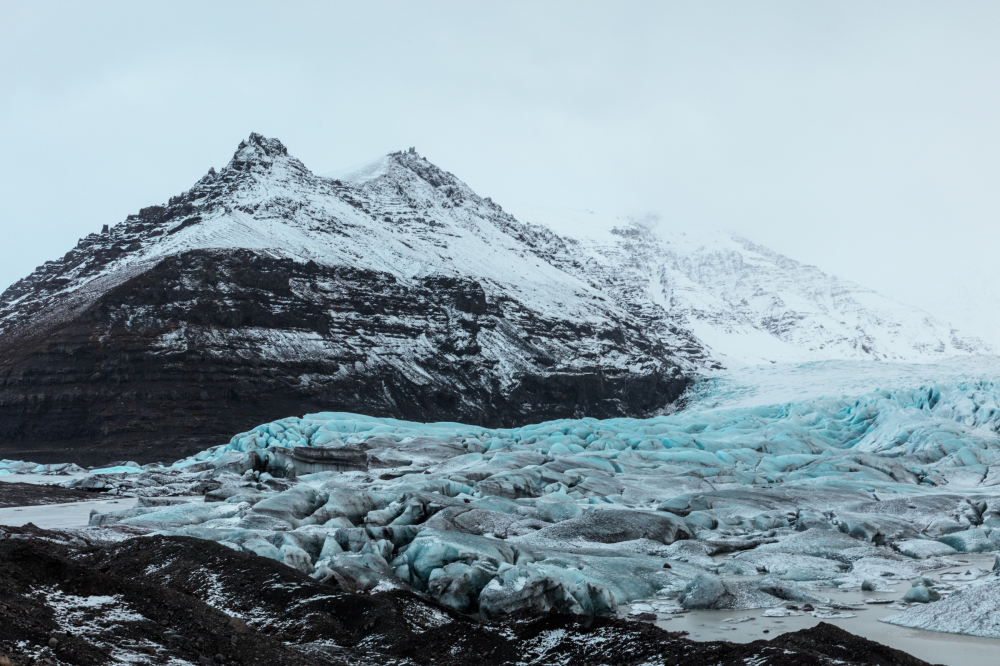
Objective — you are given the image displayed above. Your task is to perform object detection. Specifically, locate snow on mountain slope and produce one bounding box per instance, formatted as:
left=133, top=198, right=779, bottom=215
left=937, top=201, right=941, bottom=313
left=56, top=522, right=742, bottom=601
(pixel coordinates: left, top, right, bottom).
left=1, top=141, right=680, bottom=369
left=0, top=139, right=657, bottom=370
left=919, top=265, right=1000, bottom=351
left=1, top=143, right=600, bottom=343
left=0, top=136, right=689, bottom=463
left=509, top=204, right=990, bottom=366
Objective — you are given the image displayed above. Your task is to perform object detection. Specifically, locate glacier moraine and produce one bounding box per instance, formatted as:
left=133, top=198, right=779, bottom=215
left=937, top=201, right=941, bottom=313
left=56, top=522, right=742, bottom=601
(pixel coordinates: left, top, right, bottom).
left=13, top=358, right=1000, bottom=639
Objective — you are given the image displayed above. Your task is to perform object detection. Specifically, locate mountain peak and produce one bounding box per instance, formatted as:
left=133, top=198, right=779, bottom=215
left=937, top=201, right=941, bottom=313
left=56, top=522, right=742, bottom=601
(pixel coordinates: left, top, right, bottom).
left=224, top=133, right=296, bottom=174
left=238, top=132, right=288, bottom=157
left=330, top=149, right=475, bottom=205
left=385, top=148, right=469, bottom=194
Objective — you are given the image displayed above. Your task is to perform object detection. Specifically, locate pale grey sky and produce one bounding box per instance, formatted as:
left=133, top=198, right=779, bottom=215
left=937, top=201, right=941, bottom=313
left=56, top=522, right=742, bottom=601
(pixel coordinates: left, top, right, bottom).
left=2, top=2, right=999, bottom=338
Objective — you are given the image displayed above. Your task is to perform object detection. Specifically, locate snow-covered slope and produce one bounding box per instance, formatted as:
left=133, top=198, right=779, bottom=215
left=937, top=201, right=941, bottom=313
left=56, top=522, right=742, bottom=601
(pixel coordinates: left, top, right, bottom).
left=510, top=205, right=990, bottom=366
left=1, top=142, right=615, bottom=345
left=0, top=136, right=689, bottom=463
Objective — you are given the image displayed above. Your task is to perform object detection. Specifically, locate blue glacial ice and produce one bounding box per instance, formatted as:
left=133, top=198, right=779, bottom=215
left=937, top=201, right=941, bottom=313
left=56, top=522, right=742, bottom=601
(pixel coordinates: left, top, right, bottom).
left=0, top=460, right=86, bottom=476
left=59, top=357, right=1000, bottom=626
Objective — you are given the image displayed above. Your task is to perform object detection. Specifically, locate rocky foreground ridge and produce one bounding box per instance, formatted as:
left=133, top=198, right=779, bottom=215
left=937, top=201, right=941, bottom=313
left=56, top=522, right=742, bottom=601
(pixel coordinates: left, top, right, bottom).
left=0, top=524, right=935, bottom=666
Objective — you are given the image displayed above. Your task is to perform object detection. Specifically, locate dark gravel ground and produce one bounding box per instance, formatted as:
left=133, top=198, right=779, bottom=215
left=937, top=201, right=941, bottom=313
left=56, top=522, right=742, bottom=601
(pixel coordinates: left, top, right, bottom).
left=0, top=481, right=106, bottom=509
left=0, top=524, right=941, bottom=666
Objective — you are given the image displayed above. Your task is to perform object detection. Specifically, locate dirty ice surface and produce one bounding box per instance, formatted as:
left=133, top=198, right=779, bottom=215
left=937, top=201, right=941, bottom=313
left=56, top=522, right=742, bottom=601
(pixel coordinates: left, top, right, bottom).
left=0, top=497, right=140, bottom=529
left=627, top=553, right=1000, bottom=666
left=8, top=356, right=1000, bottom=644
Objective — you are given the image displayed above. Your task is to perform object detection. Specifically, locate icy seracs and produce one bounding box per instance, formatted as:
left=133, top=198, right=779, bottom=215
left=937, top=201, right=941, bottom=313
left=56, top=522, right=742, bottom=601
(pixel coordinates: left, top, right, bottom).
left=60, top=357, right=1000, bottom=627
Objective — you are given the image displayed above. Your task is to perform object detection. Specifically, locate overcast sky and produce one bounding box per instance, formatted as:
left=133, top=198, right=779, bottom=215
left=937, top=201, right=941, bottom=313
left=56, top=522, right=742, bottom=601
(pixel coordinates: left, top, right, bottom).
left=2, top=2, right=999, bottom=339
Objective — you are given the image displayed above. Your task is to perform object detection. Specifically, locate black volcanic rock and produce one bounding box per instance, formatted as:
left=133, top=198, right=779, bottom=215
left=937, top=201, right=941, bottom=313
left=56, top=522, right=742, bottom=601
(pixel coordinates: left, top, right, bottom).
left=0, top=135, right=692, bottom=465
left=0, top=525, right=939, bottom=666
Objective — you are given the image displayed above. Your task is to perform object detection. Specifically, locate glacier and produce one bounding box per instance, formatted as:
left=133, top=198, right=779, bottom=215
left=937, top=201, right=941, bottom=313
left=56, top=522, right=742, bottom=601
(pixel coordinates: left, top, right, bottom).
left=29, top=355, right=997, bottom=633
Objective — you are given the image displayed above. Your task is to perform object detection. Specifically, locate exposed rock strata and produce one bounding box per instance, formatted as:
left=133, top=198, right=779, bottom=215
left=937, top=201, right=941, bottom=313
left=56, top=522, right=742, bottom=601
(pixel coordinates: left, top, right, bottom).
left=0, top=525, right=937, bottom=666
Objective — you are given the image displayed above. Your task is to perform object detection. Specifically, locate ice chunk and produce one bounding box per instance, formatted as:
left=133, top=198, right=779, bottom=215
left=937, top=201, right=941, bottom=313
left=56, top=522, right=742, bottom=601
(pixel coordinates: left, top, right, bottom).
left=428, top=562, right=495, bottom=612
left=526, top=509, right=689, bottom=545
left=883, top=576, right=1000, bottom=638
left=313, top=552, right=393, bottom=591
left=678, top=574, right=726, bottom=609
left=936, top=527, right=995, bottom=553
left=479, top=562, right=616, bottom=617
left=278, top=543, right=313, bottom=573
left=895, top=539, right=959, bottom=559
left=404, top=530, right=516, bottom=584
left=903, top=585, right=940, bottom=603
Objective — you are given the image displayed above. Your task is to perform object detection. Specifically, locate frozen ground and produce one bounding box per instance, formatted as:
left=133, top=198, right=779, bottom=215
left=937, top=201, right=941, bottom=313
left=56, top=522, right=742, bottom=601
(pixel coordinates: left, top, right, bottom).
left=6, top=356, right=1000, bottom=656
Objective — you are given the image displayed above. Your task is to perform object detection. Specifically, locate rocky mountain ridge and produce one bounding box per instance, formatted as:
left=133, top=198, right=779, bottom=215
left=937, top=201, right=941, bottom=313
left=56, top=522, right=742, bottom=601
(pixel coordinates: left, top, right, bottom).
left=0, top=135, right=689, bottom=464
left=511, top=205, right=989, bottom=366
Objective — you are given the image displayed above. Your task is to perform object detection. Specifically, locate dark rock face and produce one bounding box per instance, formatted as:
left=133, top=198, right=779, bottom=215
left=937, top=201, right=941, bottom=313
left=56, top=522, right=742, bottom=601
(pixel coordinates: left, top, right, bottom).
left=0, top=243, right=687, bottom=466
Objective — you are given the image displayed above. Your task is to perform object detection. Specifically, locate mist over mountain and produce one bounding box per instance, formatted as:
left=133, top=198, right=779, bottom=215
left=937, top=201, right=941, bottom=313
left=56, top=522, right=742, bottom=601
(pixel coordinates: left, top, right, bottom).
left=509, top=205, right=989, bottom=366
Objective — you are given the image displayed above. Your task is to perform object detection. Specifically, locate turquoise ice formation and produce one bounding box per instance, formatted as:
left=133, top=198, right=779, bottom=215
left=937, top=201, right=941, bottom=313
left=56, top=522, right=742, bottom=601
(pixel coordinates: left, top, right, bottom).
left=63, top=359, right=1000, bottom=625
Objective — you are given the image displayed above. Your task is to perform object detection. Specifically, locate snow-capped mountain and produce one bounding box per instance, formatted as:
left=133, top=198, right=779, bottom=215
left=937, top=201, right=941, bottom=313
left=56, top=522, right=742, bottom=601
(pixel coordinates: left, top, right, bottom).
left=511, top=205, right=989, bottom=366
left=0, top=135, right=688, bottom=464
left=0, top=134, right=987, bottom=463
